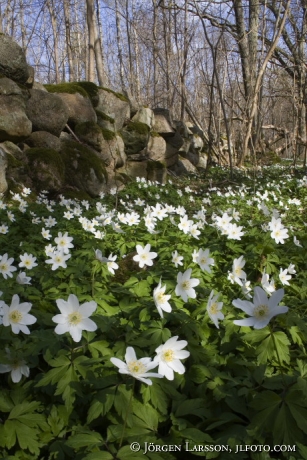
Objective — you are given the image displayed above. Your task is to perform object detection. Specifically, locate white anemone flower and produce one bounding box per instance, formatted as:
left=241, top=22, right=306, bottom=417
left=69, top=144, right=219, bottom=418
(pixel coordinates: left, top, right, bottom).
left=133, top=244, right=157, bottom=268
left=153, top=279, right=172, bottom=318
left=279, top=268, right=291, bottom=286
left=16, top=272, right=32, bottom=285
left=172, top=250, right=183, bottom=267
left=194, top=248, right=214, bottom=273
left=54, top=232, right=74, bottom=254
left=0, top=350, right=30, bottom=383
left=207, top=290, right=224, bottom=328
left=175, top=268, right=199, bottom=302
left=233, top=287, right=288, bottom=329
left=154, top=336, right=190, bottom=380
left=2, top=294, right=36, bottom=334
left=52, top=294, right=97, bottom=342
left=45, top=250, right=71, bottom=270
left=0, top=253, right=17, bottom=279
left=110, top=346, right=163, bottom=385
left=19, top=253, right=38, bottom=270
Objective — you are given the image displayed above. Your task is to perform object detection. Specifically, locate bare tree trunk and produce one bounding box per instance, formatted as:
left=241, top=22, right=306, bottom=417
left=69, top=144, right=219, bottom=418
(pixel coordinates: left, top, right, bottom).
left=47, top=0, right=60, bottom=83
left=239, top=0, right=291, bottom=166
left=86, top=0, right=96, bottom=82
left=63, top=0, right=75, bottom=81
left=115, top=0, right=126, bottom=90
left=152, top=0, right=158, bottom=106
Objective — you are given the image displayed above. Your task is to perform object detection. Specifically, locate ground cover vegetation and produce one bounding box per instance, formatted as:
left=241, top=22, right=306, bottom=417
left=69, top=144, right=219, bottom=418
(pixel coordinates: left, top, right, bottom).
left=0, top=165, right=307, bottom=460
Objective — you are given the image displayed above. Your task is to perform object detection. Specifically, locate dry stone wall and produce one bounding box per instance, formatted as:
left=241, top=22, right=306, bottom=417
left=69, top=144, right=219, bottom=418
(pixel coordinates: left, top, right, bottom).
left=0, top=34, right=208, bottom=199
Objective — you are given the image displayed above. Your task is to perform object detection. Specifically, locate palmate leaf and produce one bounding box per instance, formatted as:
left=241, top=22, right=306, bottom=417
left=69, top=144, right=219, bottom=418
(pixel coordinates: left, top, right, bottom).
left=141, top=382, right=169, bottom=414
left=256, top=331, right=290, bottom=365
left=66, top=431, right=103, bottom=450
left=3, top=419, right=40, bottom=454
left=132, top=399, right=159, bottom=430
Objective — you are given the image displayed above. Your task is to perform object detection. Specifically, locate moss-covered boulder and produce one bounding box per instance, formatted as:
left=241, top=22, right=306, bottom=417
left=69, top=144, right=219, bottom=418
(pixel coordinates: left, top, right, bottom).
left=169, top=155, right=198, bottom=176
left=75, top=121, right=126, bottom=169
left=55, top=92, right=97, bottom=127
left=120, top=121, right=150, bottom=155
left=25, top=131, right=61, bottom=152
left=25, top=89, right=69, bottom=136
left=0, top=94, right=32, bottom=142
left=0, top=34, right=30, bottom=85
left=25, top=147, right=65, bottom=193
left=60, top=139, right=108, bottom=197
left=147, top=159, right=167, bottom=184
left=131, top=107, right=155, bottom=129
left=118, top=160, right=148, bottom=181
left=96, top=87, right=130, bottom=131
left=1, top=141, right=32, bottom=192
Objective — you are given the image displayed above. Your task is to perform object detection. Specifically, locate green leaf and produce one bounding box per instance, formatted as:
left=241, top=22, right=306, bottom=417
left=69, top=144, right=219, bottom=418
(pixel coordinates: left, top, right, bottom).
left=116, top=445, right=144, bottom=459
left=0, top=392, right=14, bottom=412
left=8, top=402, right=41, bottom=420
left=132, top=400, right=158, bottom=430
left=84, top=453, right=114, bottom=460
left=175, top=399, right=207, bottom=419
left=179, top=427, right=213, bottom=443
left=87, top=390, right=115, bottom=423
left=256, top=331, right=290, bottom=364
left=66, top=432, right=103, bottom=450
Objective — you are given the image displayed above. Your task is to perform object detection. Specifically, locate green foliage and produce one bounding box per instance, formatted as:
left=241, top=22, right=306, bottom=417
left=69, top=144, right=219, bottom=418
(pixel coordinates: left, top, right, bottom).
left=0, top=164, right=307, bottom=458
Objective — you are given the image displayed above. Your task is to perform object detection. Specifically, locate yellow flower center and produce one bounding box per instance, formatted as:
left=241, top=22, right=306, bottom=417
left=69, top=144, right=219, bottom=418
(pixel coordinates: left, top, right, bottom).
left=156, top=292, right=166, bottom=303
left=181, top=280, right=190, bottom=290
left=128, top=360, right=146, bottom=374
left=68, top=311, right=82, bottom=326
left=9, top=310, right=23, bottom=323
left=0, top=263, right=8, bottom=271
left=209, top=302, right=218, bottom=315
left=254, top=304, right=269, bottom=318
left=162, top=349, right=174, bottom=362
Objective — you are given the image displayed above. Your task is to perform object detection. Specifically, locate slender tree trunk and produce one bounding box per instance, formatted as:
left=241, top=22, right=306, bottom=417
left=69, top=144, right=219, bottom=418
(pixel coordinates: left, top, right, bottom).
left=115, top=0, right=126, bottom=90
left=86, top=0, right=96, bottom=82
left=63, top=0, right=75, bottom=81
left=47, top=0, right=60, bottom=83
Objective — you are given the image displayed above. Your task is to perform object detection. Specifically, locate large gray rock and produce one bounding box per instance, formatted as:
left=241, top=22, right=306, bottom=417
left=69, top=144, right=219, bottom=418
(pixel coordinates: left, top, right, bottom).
left=25, top=147, right=65, bottom=193
left=147, top=135, right=167, bottom=161
left=96, top=87, right=130, bottom=131
left=60, top=139, right=108, bottom=197
left=56, top=92, right=97, bottom=127
left=0, top=146, right=8, bottom=195
left=132, top=108, right=155, bottom=130
left=0, top=77, right=24, bottom=96
left=120, top=121, right=150, bottom=155
left=25, top=89, right=69, bottom=136
left=119, top=160, right=148, bottom=180
left=0, top=95, right=32, bottom=142
left=75, top=121, right=126, bottom=169
left=147, top=160, right=167, bottom=184
left=0, top=35, right=29, bottom=85
left=170, top=156, right=198, bottom=175
left=152, top=108, right=175, bottom=137
left=25, top=131, right=61, bottom=152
